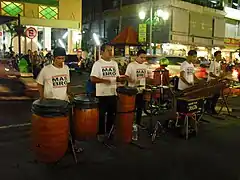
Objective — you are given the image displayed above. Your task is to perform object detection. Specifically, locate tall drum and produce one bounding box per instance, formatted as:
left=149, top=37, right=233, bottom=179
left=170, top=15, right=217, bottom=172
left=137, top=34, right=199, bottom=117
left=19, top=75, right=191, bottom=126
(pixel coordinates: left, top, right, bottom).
left=116, top=86, right=138, bottom=143
left=73, top=95, right=99, bottom=140
left=31, top=99, right=69, bottom=163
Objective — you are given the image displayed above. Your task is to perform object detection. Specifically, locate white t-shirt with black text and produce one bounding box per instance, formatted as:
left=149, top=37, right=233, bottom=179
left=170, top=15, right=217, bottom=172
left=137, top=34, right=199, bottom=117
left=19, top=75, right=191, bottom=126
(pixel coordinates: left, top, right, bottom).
left=37, top=64, right=70, bottom=101
left=90, top=59, right=120, bottom=97
left=125, top=61, right=148, bottom=92
left=208, top=61, right=221, bottom=82
left=178, top=61, right=195, bottom=90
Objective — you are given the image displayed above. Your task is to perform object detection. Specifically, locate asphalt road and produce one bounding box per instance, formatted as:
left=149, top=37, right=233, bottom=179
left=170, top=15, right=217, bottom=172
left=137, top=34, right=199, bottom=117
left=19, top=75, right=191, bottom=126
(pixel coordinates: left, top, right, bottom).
left=0, top=72, right=240, bottom=180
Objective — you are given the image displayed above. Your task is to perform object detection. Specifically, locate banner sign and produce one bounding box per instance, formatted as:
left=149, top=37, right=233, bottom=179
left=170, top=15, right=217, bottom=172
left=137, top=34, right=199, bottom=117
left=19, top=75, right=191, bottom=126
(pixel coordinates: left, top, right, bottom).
left=138, top=24, right=147, bottom=43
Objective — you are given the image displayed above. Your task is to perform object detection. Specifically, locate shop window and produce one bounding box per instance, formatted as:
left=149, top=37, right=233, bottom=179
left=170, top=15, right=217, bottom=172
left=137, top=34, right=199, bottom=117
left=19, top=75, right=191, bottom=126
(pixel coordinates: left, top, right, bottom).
left=1, top=1, right=23, bottom=17
left=39, top=6, right=58, bottom=20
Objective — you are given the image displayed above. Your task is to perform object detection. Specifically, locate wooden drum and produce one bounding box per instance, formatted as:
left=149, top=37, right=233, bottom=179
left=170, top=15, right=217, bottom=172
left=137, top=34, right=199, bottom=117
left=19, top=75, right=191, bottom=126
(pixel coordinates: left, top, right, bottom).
left=116, top=86, right=138, bottom=143
left=73, top=95, right=99, bottom=140
left=31, top=99, right=69, bottom=163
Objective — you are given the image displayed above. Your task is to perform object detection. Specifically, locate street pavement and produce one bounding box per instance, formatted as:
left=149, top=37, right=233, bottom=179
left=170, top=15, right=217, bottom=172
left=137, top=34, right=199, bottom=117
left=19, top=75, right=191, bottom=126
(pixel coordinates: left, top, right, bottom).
left=0, top=72, right=240, bottom=180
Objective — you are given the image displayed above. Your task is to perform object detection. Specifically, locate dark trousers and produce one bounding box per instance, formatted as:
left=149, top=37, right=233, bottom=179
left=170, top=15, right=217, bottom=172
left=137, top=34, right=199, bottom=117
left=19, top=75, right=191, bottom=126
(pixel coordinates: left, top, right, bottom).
left=136, top=94, right=144, bottom=125
left=32, top=65, right=41, bottom=79
left=206, top=93, right=220, bottom=112
left=98, top=96, right=117, bottom=135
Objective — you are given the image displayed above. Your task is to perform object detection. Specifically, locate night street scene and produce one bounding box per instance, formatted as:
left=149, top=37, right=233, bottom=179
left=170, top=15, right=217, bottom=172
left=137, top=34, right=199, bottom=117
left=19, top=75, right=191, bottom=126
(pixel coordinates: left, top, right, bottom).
left=0, top=0, right=240, bottom=180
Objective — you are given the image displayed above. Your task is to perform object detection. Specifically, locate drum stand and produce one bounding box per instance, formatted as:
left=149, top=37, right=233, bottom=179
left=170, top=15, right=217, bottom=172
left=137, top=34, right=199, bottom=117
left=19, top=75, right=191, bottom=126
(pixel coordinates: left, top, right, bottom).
left=69, top=133, right=78, bottom=164
left=69, top=105, right=78, bottom=164
left=107, top=114, right=146, bottom=149
left=151, top=70, right=165, bottom=143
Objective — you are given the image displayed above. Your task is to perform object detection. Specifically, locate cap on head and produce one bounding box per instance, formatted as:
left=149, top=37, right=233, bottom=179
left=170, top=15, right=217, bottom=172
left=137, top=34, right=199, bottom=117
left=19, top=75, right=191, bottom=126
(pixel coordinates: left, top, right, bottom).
left=53, top=47, right=66, bottom=57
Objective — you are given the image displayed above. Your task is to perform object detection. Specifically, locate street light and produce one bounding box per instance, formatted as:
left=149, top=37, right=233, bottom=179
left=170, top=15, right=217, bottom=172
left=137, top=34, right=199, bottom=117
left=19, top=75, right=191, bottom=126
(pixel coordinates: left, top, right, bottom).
left=139, top=11, right=146, bottom=20
left=138, top=6, right=170, bottom=55
left=93, top=33, right=101, bottom=60
left=93, top=33, right=100, bottom=46
left=156, top=9, right=169, bottom=20
left=138, top=1, right=153, bottom=54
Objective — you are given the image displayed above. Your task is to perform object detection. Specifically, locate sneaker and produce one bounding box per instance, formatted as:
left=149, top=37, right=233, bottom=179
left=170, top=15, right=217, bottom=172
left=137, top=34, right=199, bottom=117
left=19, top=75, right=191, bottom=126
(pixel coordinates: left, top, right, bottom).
left=97, top=135, right=105, bottom=143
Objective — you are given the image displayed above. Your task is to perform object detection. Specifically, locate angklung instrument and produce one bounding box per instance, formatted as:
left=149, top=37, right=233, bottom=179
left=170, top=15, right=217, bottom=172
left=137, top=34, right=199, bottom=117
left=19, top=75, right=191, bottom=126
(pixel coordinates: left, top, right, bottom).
left=177, top=79, right=230, bottom=115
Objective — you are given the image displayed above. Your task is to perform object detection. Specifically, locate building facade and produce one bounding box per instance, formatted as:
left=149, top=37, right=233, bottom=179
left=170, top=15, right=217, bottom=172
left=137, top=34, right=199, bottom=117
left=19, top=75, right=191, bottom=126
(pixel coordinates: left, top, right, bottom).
left=83, top=0, right=240, bottom=60
left=222, top=0, right=240, bottom=60
left=99, top=0, right=226, bottom=58
left=0, top=0, right=82, bottom=54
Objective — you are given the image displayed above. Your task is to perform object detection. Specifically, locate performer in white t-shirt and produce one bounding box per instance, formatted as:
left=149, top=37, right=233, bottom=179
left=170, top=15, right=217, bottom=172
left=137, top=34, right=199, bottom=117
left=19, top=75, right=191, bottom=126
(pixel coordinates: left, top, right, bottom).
left=90, top=44, right=123, bottom=142
left=178, top=50, right=200, bottom=90
left=206, top=51, right=223, bottom=114
left=125, top=49, right=148, bottom=128
left=37, top=47, right=83, bottom=153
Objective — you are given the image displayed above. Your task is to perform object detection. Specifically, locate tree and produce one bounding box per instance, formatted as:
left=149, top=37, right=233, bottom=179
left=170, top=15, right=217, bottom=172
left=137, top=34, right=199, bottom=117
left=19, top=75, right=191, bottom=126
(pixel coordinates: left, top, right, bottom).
left=5, top=22, right=26, bottom=53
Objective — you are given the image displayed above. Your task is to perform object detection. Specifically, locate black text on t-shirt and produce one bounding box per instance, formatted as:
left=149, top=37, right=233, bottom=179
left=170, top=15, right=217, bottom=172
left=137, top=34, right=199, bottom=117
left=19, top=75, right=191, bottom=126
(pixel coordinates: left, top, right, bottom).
left=186, top=67, right=194, bottom=75
left=52, top=75, right=68, bottom=88
left=136, top=69, right=146, bottom=79
left=102, top=66, right=117, bottom=77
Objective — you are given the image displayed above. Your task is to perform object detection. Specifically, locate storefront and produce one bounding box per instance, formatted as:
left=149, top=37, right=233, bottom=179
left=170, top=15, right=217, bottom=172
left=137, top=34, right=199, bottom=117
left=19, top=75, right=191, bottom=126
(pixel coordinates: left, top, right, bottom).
left=0, top=0, right=82, bottom=54
left=221, top=38, right=240, bottom=62
left=161, top=43, right=188, bottom=56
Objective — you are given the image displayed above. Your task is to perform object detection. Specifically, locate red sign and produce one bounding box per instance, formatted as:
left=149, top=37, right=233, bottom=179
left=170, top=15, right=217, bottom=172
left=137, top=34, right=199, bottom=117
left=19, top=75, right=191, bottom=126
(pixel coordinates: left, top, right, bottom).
left=25, top=27, right=37, bottom=39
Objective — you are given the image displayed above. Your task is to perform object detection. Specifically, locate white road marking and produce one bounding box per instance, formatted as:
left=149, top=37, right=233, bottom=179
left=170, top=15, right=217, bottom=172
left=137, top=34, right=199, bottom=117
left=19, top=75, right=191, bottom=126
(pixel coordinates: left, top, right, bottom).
left=0, top=123, right=31, bottom=129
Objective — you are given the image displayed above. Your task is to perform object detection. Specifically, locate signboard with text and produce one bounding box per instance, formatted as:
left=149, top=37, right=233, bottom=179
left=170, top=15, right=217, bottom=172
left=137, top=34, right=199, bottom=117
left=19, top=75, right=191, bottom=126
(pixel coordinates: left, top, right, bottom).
left=224, top=38, right=240, bottom=47
left=138, top=24, right=147, bottom=43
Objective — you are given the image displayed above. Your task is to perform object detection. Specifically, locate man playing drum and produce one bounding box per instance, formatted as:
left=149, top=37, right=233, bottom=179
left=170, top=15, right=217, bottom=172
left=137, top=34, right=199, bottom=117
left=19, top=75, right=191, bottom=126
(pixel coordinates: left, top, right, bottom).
left=125, top=49, right=149, bottom=128
left=36, top=47, right=83, bottom=152
left=90, top=44, right=123, bottom=142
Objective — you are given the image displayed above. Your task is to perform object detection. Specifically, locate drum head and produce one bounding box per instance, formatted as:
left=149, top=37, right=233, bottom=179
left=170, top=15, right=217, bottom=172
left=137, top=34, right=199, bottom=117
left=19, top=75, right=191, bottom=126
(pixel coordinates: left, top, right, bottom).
left=117, top=86, right=138, bottom=96
left=74, top=95, right=99, bottom=104
left=74, top=95, right=99, bottom=109
left=32, top=99, right=69, bottom=117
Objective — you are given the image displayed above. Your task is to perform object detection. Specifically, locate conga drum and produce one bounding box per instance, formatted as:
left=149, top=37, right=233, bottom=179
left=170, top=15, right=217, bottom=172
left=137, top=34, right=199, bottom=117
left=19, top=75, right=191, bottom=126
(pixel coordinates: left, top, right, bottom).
left=73, top=95, right=99, bottom=140
left=31, top=99, right=69, bottom=163
left=116, top=86, right=138, bottom=143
